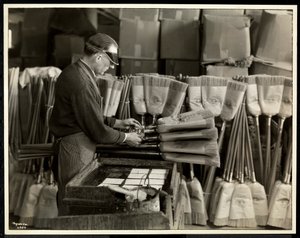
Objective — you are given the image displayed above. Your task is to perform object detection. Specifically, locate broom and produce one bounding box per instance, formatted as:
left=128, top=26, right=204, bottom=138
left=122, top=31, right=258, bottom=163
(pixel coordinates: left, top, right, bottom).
left=131, top=76, right=147, bottom=128
left=34, top=169, right=59, bottom=228
left=212, top=102, right=243, bottom=226
left=244, top=75, right=264, bottom=183
left=108, top=80, right=125, bottom=117
left=244, top=103, right=269, bottom=226
left=267, top=77, right=293, bottom=194
left=186, top=164, right=208, bottom=225
left=256, top=75, right=285, bottom=189
left=282, top=140, right=292, bottom=230
left=18, top=72, right=56, bottom=225
left=201, top=75, right=229, bottom=117
left=96, top=76, right=114, bottom=117
left=162, top=153, right=220, bottom=167
left=18, top=158, right=46, bottom=226
left=159, top=128, right=218, bottom=142
left=14, top=76, right=44, bottom=216
left=203, top=80, right=247, bottom=209
left=160, top=140, right=218, bottom=157
left=267, top=126, right=292, bottom=229
left=227, top=99, right=257, bottom=228
left=144, top=75, right=171, bottom=125
left=185, top=76, right=203, bottom=111
left=157, top=109, right=214, bottom=125
left=162, top=79, right=188, bottom=117
left=157, top=117, right=215, bottom=133
left=208, top=106, right=241, bottom=222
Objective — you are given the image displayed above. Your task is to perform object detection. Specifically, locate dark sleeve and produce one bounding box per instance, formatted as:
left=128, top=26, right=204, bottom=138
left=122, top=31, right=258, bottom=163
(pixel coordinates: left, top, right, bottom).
left=71, top=85, right=125, bottom=144
left=104, top=116, right=116, bottom=127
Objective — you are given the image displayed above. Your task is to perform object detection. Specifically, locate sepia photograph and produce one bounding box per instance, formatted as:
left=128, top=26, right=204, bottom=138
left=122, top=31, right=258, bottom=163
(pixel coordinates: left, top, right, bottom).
left=3, top=3, right=297, bottom=235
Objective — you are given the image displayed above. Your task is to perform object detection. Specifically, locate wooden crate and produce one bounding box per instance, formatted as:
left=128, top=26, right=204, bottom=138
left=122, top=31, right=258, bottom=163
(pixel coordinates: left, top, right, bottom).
left=49, top=157, right=179, bottom=230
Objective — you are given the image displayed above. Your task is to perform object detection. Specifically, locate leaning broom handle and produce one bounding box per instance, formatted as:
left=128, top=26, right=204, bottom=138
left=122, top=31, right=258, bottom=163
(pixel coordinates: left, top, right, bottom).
left=254, top=115, right=264, bottom=182
left=203, top=120, right=226, bottom=209
left=264, top=116, right=272, bottom=187
left=267, top=117, right=285, bottom=194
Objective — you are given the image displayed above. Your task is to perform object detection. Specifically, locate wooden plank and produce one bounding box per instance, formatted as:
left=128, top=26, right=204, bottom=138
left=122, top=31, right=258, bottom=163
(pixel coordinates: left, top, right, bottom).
left=49, top=212, right=170, bottom=230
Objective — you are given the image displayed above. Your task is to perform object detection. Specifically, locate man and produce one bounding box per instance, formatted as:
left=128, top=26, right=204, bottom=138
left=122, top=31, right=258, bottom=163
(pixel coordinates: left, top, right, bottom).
left=49, top=33, right=142, bottom=215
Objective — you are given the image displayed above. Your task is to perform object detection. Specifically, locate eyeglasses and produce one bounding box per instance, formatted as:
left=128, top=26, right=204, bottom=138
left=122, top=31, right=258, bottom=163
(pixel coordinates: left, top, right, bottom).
left=102, top=50, right=119, bottom=66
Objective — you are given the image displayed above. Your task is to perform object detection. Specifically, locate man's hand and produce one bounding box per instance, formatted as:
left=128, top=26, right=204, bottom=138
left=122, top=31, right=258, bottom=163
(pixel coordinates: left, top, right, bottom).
left=114, top=118, right=142, bottom=130
left=125, top=132, right=142, bottom=147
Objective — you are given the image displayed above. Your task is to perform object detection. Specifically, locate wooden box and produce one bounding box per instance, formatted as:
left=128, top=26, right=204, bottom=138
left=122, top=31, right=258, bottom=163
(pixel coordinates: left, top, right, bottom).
left=49, top=155, right=178, bottom=230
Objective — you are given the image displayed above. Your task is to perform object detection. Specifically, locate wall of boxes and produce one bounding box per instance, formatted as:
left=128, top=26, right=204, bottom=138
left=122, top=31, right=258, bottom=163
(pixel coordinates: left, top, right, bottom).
left=9, top=8, right=293, bottom=78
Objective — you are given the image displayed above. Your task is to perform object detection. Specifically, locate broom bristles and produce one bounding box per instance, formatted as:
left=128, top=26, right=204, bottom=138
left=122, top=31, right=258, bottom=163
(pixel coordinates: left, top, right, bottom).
left=191, top=212, right=207, bottom=226
left=198, top=128, right=218, bottom=140
left=131, top=76, right=144, bottom=86
left=206, top=117, right=215, bottom=128
left=284, top=77, right=293, bottom=87
left=227, top=81, right=247, bottom=92
left=255, top=215, right=268, bottom=226
left=145, top=76, right=171, bottom=87
left=244, top=75, right=257, bottom=85
left=228, top=218, right=257, bottom=228
left=201, top=76, right=229, bottom=87
left=256, top=75, right=285, bottom=86
left=184, top=213, right=193, bottom=225
left=267, top=218, right=287, bottom=228
left=169, top=80, right=188, bottom=92
left=186, top=77, right=202, bottom=86
left=214, top=217, right=229, bottom=226
left=178, top=109, right=214, bottom=121
left=205, top=141, right=219, bottom=157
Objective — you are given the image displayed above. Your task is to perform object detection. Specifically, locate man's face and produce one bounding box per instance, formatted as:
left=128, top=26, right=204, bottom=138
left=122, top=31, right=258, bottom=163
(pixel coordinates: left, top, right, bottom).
left=92, top=53, right=112, bottom=76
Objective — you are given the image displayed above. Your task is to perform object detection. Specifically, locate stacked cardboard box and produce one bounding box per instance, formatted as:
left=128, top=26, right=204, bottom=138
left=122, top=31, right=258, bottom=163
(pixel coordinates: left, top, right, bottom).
left=159, top=10, right=201, bottom=76
left=251, top=10, right=293, bottom=77
left=201, top=11, right=250, bottom=77
left=118, top=9, right=160, bottom=74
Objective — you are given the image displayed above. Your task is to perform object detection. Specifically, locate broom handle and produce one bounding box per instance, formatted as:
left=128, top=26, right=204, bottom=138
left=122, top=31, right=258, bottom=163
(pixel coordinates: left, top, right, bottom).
left=267, top=117, right=285, bottom=194
left=190, top=163, right=194, bottom=179
left=254, top=115, right=264, bottom=182
left=203, top=120, right=226, bottom=191
left=203, top=120, right=226, bottom=208
left=264, top=116, right=272, bottom=187
left=283, top=127, right=292, bottom=184
left=245, top=111, right=256, bottom=183
left=223, top=106, right=240, bottom=180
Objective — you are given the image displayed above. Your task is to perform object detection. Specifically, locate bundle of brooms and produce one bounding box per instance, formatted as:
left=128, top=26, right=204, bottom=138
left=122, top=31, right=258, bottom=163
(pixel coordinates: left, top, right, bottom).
left=9, top=67, right=61, bottom=226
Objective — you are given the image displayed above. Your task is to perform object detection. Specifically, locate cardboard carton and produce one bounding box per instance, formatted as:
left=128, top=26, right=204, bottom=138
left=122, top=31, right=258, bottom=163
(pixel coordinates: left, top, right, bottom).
left=254, top=10, right=292, bottom=64
left=119, top=19, right=160, bottom=60
left=160, top=20, right=200, bottom=60
left=120, top=59, right=159, bottom=75
left=202, top=15, right=251, bottom=62
left=245, top=9, right=263, bottom=53
left=159, top=9, right=200, bottom=21
left=250, top=61, right=292, bottom=78
left=119, top=8, right=159, bottom=21
left=165, top=60, right=200, bottom=76
left=201, top=9, right=245, bottom=22
left=206, top=65, right=248, bottom=77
